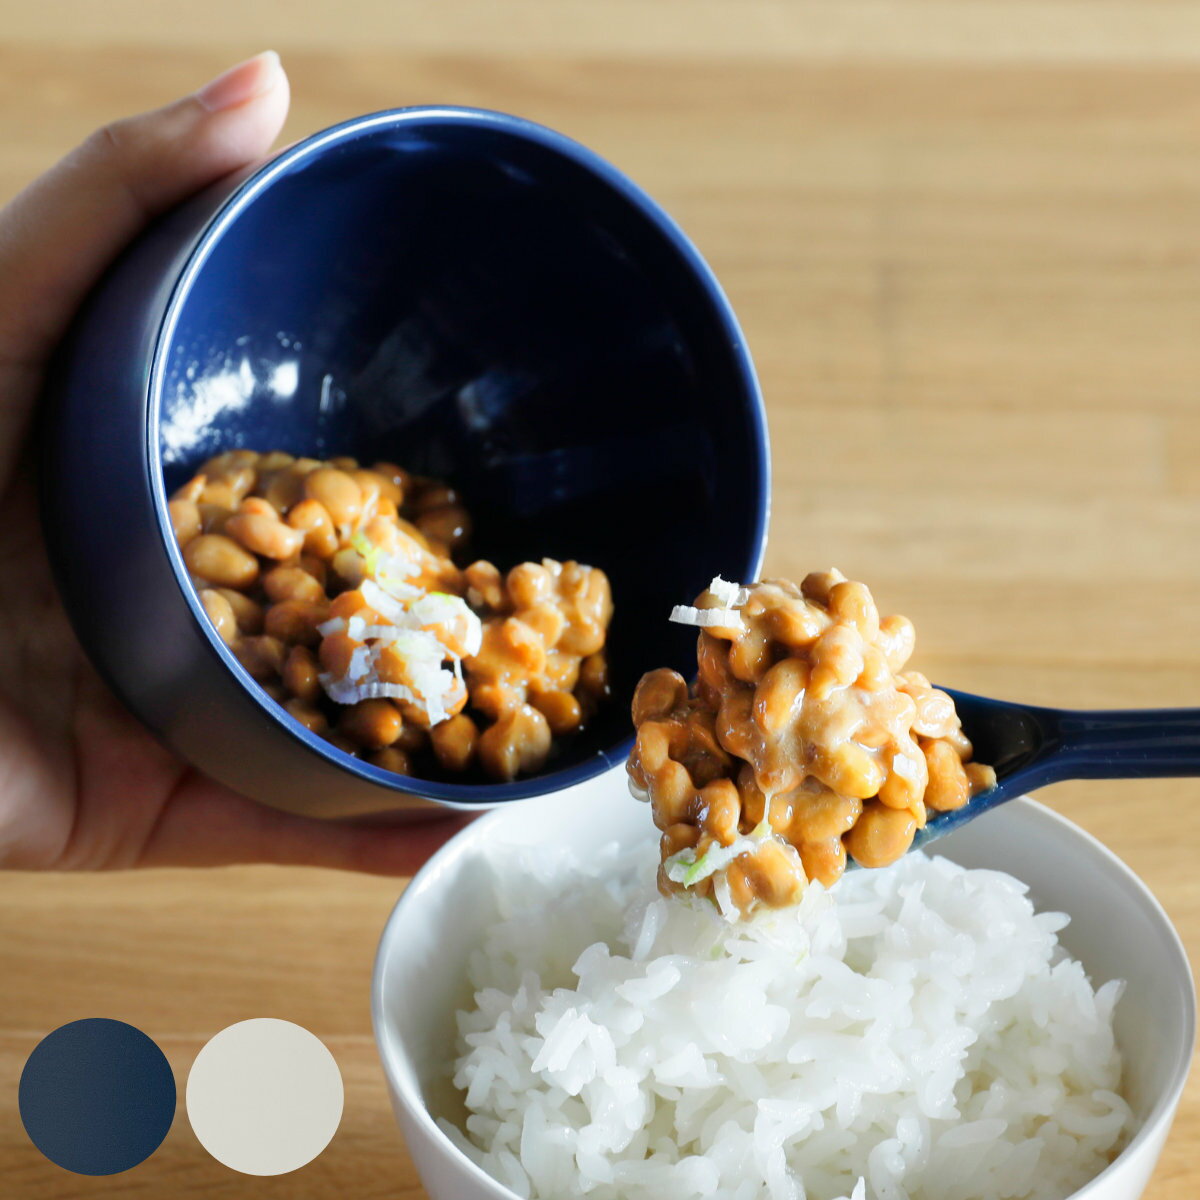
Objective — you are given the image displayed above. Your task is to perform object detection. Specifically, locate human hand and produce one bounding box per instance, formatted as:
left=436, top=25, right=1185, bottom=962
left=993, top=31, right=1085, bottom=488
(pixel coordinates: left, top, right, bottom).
left=0, top=52, right=472, bottom=871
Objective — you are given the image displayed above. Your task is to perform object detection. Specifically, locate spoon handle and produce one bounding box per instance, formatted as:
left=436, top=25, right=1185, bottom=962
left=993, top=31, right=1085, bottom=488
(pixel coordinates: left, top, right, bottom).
left=1043, top=707, right=1200, bottom=781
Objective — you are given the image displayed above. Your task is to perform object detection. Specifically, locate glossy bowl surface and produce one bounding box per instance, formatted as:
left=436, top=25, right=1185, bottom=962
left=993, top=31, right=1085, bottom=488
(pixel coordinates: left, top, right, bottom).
left=372, top=774, right=1196, bottom=1200
left=41, top=107, right=768, bottom=817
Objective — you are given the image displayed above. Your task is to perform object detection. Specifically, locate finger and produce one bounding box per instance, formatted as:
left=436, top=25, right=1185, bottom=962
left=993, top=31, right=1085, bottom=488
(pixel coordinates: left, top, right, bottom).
left=136, top=771, right=477, bottom=876
left=0, top=51, right=289, bottom=462
left=0, top=50, right=289, bottom=361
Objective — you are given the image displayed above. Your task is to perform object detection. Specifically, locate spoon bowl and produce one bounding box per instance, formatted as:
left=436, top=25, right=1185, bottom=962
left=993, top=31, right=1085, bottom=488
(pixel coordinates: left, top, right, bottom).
left=911, top=691, right=1200, bottom=853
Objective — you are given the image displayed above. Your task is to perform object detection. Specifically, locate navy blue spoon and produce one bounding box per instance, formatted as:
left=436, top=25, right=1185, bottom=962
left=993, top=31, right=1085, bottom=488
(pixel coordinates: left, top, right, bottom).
left=906, top=689, right=1200, bottom=854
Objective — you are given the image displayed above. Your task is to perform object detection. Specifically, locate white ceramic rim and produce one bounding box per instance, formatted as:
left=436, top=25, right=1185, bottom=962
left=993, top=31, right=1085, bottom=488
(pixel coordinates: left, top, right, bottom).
left=370, top=793, right=1197, bottom=1200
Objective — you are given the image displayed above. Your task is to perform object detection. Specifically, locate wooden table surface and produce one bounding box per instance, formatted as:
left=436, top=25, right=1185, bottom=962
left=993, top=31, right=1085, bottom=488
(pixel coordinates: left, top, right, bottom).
left=2, top=2, right=1198, bottom=1196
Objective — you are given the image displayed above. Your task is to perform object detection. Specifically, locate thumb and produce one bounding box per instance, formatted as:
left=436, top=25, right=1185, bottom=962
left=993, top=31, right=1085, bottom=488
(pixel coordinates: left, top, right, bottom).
left=0, top=51, right=290, bottom=370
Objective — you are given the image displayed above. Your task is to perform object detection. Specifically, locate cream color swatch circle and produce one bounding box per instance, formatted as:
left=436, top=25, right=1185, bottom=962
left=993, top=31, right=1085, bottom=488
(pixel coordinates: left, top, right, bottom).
left=186, top=1019, right=343, bottom=1175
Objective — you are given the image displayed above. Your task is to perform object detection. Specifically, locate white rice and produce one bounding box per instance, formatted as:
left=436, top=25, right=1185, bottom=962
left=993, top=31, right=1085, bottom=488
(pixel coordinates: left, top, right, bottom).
left=441, top=841, right=1131, bottom=1200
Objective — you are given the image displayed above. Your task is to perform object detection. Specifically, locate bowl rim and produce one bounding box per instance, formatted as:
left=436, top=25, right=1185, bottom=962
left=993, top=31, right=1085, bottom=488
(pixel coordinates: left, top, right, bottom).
left=144, top=104, right=770, bottom=808
left=371, top=788, right=1197, bottom=1198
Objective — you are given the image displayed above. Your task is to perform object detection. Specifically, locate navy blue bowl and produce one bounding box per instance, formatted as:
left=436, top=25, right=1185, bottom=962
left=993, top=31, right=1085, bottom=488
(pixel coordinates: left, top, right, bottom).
left=40, top=107, right=768, bottom=818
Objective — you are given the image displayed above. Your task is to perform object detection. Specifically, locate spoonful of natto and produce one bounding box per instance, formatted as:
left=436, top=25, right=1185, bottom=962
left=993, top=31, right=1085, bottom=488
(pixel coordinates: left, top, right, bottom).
left=630, top=570, right=1200, bottom=917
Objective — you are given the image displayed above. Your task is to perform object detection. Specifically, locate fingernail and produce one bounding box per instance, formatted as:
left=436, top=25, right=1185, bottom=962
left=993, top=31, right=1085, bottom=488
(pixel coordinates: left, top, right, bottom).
left=196, top=51, right=281, bottom=113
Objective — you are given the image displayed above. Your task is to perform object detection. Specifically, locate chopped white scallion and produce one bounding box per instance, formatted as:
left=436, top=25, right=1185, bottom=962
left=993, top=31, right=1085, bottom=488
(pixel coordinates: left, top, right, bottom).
left=319, top=675, right=418, bottom=706
left=360, top=579, right=404, bottom=622
left=706, top=575, right=743, bottom=608
left=376, top=566, right=422, bottom=602
left=355, top=624, right=410, bottom=642
left=712, top=871, right=738, bottom=922
left=346, top=644, right=373, bottom=683
left=315, top=532, right=480, bottom=727
left=410, top=592, right=484, bottom=657
left=669, top=604, right=745, bottom=631
left=664, top=820, right=772, bottom=889
left=318, top=616, right=392, bottom=641
left=386, top=628, right=448, bottom=663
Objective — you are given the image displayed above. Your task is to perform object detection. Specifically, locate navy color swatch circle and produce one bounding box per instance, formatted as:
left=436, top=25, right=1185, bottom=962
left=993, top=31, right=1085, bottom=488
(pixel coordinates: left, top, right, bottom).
left=19, top=1018, right=176, bottom=1175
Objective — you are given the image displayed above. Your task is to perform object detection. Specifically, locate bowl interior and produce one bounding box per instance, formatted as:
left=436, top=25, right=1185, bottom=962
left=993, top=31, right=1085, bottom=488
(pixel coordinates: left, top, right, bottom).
left=374, top=777, right=1195, bottom=1194
left=153, top=111, right=767, bottom=782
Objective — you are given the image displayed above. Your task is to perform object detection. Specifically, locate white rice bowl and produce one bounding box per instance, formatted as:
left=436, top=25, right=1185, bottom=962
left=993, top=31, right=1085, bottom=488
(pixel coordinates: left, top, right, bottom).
left=440, top=840, right=1132, bottom=1200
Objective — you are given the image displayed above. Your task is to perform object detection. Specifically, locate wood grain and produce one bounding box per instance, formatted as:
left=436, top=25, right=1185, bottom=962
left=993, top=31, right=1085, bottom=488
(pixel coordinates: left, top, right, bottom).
left=0, top=3, right=1196, bottom=1195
